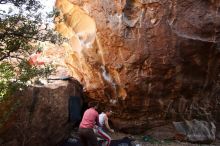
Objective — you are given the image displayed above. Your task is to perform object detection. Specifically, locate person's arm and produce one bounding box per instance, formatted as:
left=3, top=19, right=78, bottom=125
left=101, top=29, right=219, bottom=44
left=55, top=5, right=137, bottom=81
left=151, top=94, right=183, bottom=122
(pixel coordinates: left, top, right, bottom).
left=104, top=115, right=114, bottom=133
left=95, top=113, right=101, bottom=127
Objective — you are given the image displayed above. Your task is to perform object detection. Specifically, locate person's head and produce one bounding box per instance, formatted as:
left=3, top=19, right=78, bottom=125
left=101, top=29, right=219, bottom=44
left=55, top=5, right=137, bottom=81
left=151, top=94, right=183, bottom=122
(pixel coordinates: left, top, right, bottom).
left=105, top=109, right=113, bottom=117
left=88, top=101, right=99, bottom=110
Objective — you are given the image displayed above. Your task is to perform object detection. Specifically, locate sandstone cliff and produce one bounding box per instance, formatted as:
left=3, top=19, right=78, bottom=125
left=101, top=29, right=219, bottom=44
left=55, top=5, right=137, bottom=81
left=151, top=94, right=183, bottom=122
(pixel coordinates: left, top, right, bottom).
left=55, top=0, right=220, bottom=133
left=0, top=1, right=220, bottom=146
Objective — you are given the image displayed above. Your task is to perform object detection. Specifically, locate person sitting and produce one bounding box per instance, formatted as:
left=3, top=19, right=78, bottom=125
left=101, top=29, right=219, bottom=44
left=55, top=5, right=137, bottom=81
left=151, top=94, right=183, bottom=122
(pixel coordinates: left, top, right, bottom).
left=96, top=109, right=114, bottom=146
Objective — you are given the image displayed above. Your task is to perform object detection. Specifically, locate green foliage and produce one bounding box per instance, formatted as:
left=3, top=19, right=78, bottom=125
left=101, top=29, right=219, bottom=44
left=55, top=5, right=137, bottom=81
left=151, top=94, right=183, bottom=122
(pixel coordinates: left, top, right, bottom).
left=0, top=58, right=55, bottom=102
left=0, top=0, right=41, bottom=11
left=0, top=62, right=14, bottom=99
left=0, top=0, right=61, bottom=100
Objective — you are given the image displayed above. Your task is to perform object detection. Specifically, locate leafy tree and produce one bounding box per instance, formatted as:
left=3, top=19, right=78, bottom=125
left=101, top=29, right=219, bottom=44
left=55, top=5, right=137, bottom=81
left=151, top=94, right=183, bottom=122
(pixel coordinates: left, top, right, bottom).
left=0, top=0, right=41, bottom=10
left=0, top=0, right=62, bottom=101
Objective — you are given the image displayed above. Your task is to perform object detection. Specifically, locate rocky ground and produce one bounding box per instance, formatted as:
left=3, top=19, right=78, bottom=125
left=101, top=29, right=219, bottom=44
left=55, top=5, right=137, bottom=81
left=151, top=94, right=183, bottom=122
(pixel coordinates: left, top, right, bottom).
left=70, top=132, right=219, bottom=146
left=111, top=132, right=219, bottom=146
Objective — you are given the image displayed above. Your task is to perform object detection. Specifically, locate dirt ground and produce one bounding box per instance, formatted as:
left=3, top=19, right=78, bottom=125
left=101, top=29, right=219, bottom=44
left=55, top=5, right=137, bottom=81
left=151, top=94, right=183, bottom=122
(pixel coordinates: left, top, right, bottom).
left=111, top=132, right=219, bottom=146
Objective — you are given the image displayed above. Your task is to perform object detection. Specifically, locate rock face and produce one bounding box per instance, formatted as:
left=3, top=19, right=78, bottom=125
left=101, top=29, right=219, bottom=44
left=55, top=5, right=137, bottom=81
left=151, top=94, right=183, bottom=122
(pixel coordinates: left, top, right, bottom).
left=173, top=120, right=216, bottom=143
left=55, top=0, right=220, bottom=133
left=0, top=79, right=83, bottom=146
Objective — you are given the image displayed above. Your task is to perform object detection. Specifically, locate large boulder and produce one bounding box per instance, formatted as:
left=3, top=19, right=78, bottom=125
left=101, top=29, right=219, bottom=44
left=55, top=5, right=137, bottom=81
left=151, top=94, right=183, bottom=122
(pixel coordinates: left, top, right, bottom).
left=0, top=79, right=83, bottom=146
left=173, top=119, right=216, bottom=143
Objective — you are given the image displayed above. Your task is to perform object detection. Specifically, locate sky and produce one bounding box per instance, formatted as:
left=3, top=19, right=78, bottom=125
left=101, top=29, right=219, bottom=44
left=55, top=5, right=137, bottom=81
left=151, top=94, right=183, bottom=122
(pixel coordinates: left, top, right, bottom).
left=0, top=0, right=57, bottom=29
left=40, top=0, right=56, bottom=17
left=0, top=0, right=56, bottom=17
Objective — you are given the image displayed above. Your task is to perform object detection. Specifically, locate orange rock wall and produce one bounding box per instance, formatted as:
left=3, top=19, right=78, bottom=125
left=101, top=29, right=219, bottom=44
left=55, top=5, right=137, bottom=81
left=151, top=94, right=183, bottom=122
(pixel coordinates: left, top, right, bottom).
left=55, top=0, right=220, bottom=133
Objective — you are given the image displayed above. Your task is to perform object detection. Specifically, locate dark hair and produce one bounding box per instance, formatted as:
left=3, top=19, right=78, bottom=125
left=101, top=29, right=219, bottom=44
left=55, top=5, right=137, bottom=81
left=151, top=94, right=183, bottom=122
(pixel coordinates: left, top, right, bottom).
left=88, top=101, right=99, bottom=108
left=104, top=108, right=112, bottom=113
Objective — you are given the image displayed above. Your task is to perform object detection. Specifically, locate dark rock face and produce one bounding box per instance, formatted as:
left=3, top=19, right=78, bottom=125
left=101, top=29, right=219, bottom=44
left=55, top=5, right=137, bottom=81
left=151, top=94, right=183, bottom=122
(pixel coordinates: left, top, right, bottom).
left=173, top=119, right=216, bottom=143
left=0, top=79, right=83, bottom=146
left=55, top=0, right=220, bottom=134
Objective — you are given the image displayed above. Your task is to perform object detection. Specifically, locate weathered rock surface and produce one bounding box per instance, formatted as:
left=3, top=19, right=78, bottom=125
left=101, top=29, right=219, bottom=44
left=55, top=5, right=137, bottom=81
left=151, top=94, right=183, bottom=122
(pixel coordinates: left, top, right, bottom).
left=173, top=119, right=216, bottom=143
left=0, top=79, right=82, bottom=146
left=54, top=0, right=220, bottom=134
left=1, top=1, right=219, bottom=146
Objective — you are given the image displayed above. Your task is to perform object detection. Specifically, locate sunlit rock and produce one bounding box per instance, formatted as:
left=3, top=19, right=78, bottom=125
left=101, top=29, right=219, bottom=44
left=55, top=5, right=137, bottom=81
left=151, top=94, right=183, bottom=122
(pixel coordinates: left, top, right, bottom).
left=55, top=0, right=220, bottom=134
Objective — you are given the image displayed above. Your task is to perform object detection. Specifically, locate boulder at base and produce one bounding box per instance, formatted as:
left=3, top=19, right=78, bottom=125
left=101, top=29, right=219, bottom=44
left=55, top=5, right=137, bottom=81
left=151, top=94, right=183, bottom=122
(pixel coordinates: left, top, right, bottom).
left=173, top=119, right=216, bottom=143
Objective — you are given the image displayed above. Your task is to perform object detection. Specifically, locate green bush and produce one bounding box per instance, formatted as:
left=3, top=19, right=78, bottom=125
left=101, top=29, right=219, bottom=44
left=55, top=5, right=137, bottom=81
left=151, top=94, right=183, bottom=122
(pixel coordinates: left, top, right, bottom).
left=0, top=0, right=62, bottom=100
